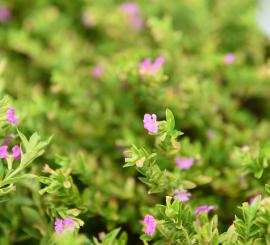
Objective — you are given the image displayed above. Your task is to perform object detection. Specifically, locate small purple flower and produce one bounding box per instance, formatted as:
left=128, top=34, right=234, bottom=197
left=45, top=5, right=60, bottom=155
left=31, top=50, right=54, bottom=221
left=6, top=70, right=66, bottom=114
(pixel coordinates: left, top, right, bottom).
left=173, top=189, right=191, bottom=202
left=120, top=2, right=144, bottom=30
left=143, top=114, right=158, bottom=133
left=194, top=205, right=215, bottom=215
left=248, top=192, right=260, bottom=205
left=12, top=145, right=21, bottom=160
left=54, top=218, right=76, bottom=235
left=54, top=218, right=64, bottom=234
left=6, top=108, right=19, bottom=125
left=130, top=15, right=144, bottom=29
left=143, top=215, right=156, bottom=236
left=194, top=219, right=201, bottom=225
left=175, top=156, right=194, bottom=170
left=63, top=218, right=76, bottom=232
left=139, top=57, right=164, bottom=79
left=81, top=11, right=95, bottom=27
left=224, top=53, right=235, bottom=65
left=207, top=130, right=216, bottom=140
left=98, top=232, right=105, bottom=241
left=3, top=133, right=15, bottom=146
left=0, top=145, right=9, bottom=159
left=152, top=57, right=164, bottom=73
left=241, top=145, right=249, bottom=152
left=0, top=6, right=12, bottom=23
left=91, top=65, right=104, bottom=78
left=120, top=3, right=138, bottom=14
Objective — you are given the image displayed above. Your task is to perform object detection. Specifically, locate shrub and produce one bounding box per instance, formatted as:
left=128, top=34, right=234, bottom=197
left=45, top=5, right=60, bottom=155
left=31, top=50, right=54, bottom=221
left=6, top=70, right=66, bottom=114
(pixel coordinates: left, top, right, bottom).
left=0, top=0, right=270, bottom=244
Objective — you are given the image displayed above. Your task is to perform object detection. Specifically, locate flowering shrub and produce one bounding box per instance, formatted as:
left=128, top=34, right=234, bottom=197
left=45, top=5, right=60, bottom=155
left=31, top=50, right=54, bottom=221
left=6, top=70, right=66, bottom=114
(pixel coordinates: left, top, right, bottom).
left=0, top=0, right=270, bottom=244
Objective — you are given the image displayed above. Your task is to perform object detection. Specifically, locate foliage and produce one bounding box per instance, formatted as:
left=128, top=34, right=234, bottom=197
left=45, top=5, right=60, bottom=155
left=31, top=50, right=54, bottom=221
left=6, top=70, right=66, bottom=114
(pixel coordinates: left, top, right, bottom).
left=0, top=0, right=270, bottom=244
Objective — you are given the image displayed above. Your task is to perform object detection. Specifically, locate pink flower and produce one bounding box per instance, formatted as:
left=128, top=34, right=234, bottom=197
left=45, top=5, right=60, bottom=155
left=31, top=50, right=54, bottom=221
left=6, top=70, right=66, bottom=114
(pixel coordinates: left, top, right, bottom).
left=175, top=156, right=194, bottom=170
left=224, top=53, right=235, bottom=65
left=143, top=114, right=158, bottom=133
left=6, top=108, right=19, bottom=125
left=0, top=145, right=9, bottom=159
left=207, top=130, right=216, bottom=140
left=54, top=218, right=64, bottom=234
left=120, top=3, right=139, bottom=15
left=3, top=133, right=15, bottom=146
left=120, top=2, right=144, bottom=30
left=63, top=218, right=76, bottom=232
left=12, top=145, right=21, bottom=160
left=194, top=219, right=201, bottom=225
left=194, top=205, right=215, bottom=215
left=81, top=12, right=95, bottom=27
left=0, top=144, right=21, bottom=160
left=130, top=15, right=144, bottom=29
left=248, top=192, right=260, bottom=205
left=143, top=215, right=156, bottom=236
left=241, top=145, right=249, bottom=152
left=91, top=65, right=104, bottom=78
left=54, top=218, right=76, bottom=235
left=139, top=57, right=164, bottom=79
left=173, top=189, right=191, bottom=202
left=0, top=6, right=12, bottom=23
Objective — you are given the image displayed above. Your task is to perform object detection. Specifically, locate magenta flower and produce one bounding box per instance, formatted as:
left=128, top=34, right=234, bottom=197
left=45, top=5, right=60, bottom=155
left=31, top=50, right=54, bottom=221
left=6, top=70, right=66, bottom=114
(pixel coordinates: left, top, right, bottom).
left=120, top=3, right=138, bottom=14
left=12, top=145, right=21, bottom=160
left=91, top=65, right=104, bottom=78
left=139, top=57, right=164, bottom=79
left=224, top=53, right=235, bottom=65
left=194, top=205, right=215, bottom=215
left=0, top=145, right=9, bottom=159
left=175, top=156, right=194, bottom=170
left=248, top=192, right=260, bottom=205
left=120, top=2, right=144, bottom=30
left=173, top=189, right=191, bottom=202
left=0, top=6, right=12, bottom=23
left=0, top=144, right=21, bottom=160
left=6, top=108, right=19, bottom=125
left=54, top=218, right=64, bottom=234
left=143, top=215, right=156, bottom=236
left=54, top=218, right=76, bottom=235
left=143, top=114, right=158, bottom=133
left=64, top=218, right=76, bottom=232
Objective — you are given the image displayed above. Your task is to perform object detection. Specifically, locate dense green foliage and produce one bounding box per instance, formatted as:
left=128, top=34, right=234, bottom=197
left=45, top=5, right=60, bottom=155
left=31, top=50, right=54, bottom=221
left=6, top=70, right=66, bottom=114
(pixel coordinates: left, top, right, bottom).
left=0, top=0, right=270, bottom=244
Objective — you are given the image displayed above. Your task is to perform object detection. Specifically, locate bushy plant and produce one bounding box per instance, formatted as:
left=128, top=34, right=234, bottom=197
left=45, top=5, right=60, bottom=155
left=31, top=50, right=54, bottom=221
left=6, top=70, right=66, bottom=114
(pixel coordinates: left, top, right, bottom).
left=0, top=0, right=270, bottom=244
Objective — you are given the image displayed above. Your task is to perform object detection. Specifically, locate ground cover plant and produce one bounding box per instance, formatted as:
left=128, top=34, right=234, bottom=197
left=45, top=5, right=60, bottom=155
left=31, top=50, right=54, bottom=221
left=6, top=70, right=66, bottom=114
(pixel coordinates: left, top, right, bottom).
left=0, top=0, right=270, bottom=244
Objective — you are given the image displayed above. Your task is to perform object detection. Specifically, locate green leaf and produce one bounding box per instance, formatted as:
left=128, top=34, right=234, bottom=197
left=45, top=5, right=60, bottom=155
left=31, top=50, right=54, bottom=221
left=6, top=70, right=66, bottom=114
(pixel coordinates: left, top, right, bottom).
left=1, top=174, right=36, bottom=186
left=182, top=180, right=197, bottom=189
left=140, top=234, right=152, bottom=242
left=166, top=108, right=175, bottom=131
left=265, top=184, right=270, bottom=194
left=21, top=206, right=43, bottom=225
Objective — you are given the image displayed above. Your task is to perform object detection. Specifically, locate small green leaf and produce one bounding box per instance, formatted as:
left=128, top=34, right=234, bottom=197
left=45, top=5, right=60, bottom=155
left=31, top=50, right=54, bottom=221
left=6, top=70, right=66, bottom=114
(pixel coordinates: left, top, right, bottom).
left=265, top=184, right=270, bottom=194
left=102, top=228, right=121, bottom=244
left=182, top=180, right=197, bottom=189
left=140, top=234, right=152, bottom=241
left=166, top=109, right=175, bottom=131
